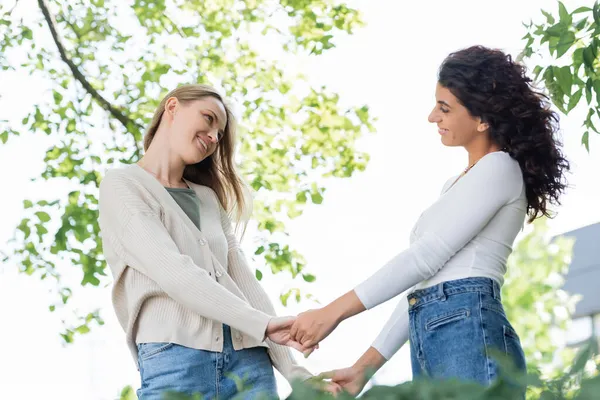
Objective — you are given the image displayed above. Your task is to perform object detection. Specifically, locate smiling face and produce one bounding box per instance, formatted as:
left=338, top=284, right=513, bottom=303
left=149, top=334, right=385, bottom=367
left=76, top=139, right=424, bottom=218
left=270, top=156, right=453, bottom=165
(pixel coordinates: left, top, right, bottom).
left=428, top=83, right=488, bottom=147
left=165, top=95, right=228, bottom=165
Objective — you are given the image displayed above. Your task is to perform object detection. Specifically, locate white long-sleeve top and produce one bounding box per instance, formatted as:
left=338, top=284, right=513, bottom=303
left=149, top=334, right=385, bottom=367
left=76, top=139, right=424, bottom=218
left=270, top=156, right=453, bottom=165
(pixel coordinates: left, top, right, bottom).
left=354, top=151, right=527, bottom=359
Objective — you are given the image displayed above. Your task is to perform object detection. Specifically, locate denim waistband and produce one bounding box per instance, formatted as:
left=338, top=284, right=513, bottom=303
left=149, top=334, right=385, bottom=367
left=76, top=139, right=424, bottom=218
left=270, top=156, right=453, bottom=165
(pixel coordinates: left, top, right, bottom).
left=407, top=277, right=501, bottom=309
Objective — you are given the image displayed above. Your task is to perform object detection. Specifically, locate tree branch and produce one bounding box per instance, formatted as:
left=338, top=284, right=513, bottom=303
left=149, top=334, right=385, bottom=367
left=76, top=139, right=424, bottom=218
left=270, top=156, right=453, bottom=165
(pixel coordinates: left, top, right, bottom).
left=37, top=0, right=144, bottom=149
left=6, top=0, right=20, bottom=16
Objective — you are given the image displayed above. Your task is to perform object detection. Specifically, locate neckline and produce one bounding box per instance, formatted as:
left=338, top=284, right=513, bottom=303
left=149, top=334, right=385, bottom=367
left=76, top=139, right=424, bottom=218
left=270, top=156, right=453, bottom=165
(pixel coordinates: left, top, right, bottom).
left=442, top=150, right=507, bottom=195
left=129, top=163, right=203, bottom=236
left=165, top=186, right=195, bottom=192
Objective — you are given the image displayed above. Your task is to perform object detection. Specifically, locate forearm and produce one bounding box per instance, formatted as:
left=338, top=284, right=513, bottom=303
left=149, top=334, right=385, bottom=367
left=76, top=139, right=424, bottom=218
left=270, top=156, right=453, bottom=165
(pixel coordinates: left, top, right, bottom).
left=353, top=346, right=387, bottom=375
left=325, top=290, right=367, bottom=324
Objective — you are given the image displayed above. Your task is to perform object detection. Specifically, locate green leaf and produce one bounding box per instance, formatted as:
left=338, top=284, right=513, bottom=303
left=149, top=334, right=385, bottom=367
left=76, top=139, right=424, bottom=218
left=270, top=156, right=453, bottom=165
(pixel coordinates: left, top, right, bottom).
left=569, top=340, right=596, bottom=375
left=573, top=6, right=593, bottom=14
left=541, top=9, right=556, bottom=24
left=296, top=191, right=307, bottom=204
left=583, top=45, right=597, bottom=69
left=22, top=28, right=33, bottom=40
left=586, top=78, right=593, bottom=104
left=573, top=48, right=583, bottom=68
left=35, top=211, right=51, bottom=222
left=593, top=79, right=600, bottom=103
left=567, top=88, right=582, bottom=111
left=532, top=66, right=544, bottom=81
left=75, top=324, right=90, bottom=334
left=310, top=192, right=323, bottom=204
left=53, top=90, right=63, bottom=104
left=255, top=269, right=263, bottom=281
left=582, top=131, right=590, bottom=152
left=280, top=291, right=291, bottom=307
left=0, top=131, right=7, bottom=144
left=556, top=66, right=572, bottom=94
left=574, top=17, right=588, bottom=31
left=302, top=273, right=316, bottom=282
left=119, top=386, right=137, bottom=400
left=23, top=200, right=33, bottom=209
left=594, top=1, right=600, bottom=25
left=546, top=24, right=565, bottom=37
left=556, top=31, right=575, bottom=57
left=558, top=2, right=572, bottom=25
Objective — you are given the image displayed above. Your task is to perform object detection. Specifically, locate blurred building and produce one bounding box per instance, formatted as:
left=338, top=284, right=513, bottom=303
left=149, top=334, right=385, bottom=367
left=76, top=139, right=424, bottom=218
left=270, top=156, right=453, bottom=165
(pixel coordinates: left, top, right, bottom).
left=558, top=222, right=600, bottom=347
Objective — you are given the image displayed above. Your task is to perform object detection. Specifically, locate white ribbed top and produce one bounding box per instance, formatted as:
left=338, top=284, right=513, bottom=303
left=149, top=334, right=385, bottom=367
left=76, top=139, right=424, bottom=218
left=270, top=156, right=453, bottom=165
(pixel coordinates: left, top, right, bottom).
left=355, top=151, right=527, bottom=359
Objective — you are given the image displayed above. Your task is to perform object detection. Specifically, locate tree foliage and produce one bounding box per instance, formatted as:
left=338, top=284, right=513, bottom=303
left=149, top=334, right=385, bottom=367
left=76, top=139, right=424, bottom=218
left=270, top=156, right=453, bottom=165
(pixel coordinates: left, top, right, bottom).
left=521, top=1, right=600, bottom=151
left=0, top=0, right=375, bottom=342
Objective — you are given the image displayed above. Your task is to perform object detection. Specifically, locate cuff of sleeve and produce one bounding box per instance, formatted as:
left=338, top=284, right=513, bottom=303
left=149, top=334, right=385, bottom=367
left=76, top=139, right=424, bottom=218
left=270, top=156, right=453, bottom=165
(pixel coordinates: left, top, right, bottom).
left=354, top=283, right=376, bottom=310
left=283, top=365, right=313, bottom=383
left=244, top=310, right=272, bottom=342
left=371, top=337, right=395, bottom=361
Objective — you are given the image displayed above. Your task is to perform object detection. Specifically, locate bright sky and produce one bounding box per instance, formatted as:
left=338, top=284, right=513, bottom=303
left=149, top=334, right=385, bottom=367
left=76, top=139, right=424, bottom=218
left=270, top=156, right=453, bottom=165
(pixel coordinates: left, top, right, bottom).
left=1, top=0, right=600, bottom=399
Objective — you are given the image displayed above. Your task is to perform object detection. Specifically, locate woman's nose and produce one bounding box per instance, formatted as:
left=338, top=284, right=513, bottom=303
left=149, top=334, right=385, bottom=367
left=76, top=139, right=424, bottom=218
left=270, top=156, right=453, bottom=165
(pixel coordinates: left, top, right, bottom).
left=428, top=110, right=440, bottom=123
left=206, top=131, right=219, bottom=143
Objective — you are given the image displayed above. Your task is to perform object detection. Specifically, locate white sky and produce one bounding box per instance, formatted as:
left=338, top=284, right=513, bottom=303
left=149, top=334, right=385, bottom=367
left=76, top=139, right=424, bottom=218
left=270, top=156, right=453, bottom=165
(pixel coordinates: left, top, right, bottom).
left=1, top=0, right=600, bottom=399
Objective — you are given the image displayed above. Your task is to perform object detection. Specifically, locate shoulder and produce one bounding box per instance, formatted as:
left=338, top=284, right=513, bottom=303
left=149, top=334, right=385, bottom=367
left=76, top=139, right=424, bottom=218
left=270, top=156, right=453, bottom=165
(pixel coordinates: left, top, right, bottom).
left=101, top=164, right=139, bottom=188
left=470, top=151, right=523, bottom=199
left=480, top=151, right=519, bottom=169
left=474, top=151, right=522, bottom=179
left=99, top=164, right=156, bottom=206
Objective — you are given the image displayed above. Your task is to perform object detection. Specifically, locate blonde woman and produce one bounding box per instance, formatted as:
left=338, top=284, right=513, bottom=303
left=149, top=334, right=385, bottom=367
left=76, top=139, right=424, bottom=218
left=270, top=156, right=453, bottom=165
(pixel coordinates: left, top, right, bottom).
left=99, top=84, right=330, bottom=399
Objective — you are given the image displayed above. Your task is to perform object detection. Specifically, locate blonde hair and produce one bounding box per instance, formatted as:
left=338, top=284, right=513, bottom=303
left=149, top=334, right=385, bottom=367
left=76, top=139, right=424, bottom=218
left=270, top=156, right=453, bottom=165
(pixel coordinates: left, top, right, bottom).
left=144, top=84, right=250, bottom=222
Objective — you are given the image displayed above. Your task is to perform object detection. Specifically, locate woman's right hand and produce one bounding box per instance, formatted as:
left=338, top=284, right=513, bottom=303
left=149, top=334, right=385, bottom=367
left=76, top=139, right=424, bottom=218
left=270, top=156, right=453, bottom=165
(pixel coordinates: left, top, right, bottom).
left=319, top=347, right=386, bottom=397
left=318, top=366, right=367, bottom=397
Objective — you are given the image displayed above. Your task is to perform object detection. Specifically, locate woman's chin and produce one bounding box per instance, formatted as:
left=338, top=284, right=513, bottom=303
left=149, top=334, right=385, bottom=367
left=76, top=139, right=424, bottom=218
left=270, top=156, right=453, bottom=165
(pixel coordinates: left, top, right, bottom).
left=183, top=153, right=208, bottom=166
left=440, top=136, right=460, bottom=147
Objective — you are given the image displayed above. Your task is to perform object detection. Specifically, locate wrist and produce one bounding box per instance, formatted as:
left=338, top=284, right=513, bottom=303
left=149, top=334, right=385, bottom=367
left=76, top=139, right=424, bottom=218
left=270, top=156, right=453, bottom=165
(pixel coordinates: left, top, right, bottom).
left=325, top=290, right=366, bottom=324
left=263, top=317, right=273, bottom=341
left=353, top=347, right=386, bottom=375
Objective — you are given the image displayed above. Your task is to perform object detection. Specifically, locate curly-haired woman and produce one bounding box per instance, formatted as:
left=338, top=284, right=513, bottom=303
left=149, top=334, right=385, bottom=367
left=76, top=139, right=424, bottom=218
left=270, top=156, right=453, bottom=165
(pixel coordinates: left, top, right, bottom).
left=288, top=46, right=571, bottom=397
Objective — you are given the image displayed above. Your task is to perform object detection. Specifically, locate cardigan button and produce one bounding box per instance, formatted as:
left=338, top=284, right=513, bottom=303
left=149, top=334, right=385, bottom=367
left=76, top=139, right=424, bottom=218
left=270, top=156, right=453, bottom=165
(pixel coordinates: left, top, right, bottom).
left=215, top=270, right=223, bottom=278
left=199, top=239, right=207, bottom=245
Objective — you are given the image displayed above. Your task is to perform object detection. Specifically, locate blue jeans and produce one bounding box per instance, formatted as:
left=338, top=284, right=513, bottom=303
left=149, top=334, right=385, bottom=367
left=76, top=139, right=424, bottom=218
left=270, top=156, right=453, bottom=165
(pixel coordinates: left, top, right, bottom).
left=408, top=277, right=526, bottom=395
left=136, top=325, right=277, bottom=400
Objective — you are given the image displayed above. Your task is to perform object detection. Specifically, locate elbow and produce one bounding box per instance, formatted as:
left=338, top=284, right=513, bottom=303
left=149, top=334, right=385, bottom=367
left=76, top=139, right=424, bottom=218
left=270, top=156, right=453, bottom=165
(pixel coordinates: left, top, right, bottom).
left=412, top=233, right=454, bottom=278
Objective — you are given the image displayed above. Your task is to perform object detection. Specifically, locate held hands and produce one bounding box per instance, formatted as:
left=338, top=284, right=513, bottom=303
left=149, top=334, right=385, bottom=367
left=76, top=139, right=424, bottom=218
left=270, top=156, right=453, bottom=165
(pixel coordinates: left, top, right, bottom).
left=265, top=316, right=319, bottom=354
left=289, top=291, right=365, bottom=352
left=264, top=316, right=342, bottom=397
left=317, top=347, right=386, bottom=397
left=318, top=366, right=368, bottom=397
left=290, top=307, right=341, bottom=351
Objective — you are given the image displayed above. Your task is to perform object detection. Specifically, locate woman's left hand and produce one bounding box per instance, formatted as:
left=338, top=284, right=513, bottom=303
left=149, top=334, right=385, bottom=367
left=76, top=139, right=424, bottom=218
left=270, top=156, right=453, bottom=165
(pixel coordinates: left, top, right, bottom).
left=290, top=307, right=340, bottom=350
left=266, top=316, right=318, bottom=354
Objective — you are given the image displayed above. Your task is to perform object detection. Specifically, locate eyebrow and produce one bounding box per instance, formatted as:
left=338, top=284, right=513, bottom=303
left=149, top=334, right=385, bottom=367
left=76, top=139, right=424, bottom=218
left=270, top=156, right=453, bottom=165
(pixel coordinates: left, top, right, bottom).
left=437, top=100, right=451, bottom=108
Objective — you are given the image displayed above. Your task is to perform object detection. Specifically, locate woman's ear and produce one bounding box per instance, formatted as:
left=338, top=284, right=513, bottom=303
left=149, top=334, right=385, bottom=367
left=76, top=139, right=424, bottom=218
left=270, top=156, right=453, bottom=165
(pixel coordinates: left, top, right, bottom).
left=164, top=97, right=179, bottom=119
left=477, top=119, right=489, bottom=132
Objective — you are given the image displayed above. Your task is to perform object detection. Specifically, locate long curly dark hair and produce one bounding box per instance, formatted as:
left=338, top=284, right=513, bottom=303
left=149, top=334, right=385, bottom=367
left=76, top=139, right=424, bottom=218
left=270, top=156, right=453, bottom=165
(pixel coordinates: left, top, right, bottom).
left=438, top=45, right=570, bottom=222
